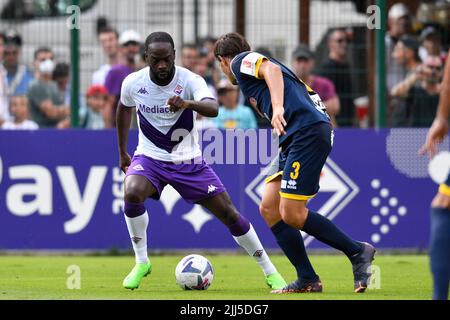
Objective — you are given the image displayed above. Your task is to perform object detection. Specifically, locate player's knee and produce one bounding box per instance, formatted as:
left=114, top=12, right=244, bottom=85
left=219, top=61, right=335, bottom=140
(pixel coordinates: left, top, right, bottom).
left=279, top=204, right=308, bottom=229
left=223, top=207, right=240, bottom=225
left=259, top=203, right=277, bottom=220
left=124, top=184, right=147, bottom=203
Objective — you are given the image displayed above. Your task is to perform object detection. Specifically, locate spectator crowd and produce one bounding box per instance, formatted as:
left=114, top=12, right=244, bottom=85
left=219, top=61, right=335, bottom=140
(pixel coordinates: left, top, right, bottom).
left=0, top=3, right=448, bottom=131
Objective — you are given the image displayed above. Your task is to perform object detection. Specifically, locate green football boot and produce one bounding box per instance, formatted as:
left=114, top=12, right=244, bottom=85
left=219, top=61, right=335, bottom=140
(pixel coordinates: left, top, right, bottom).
left=123, top=262, right=152, bottom=290
left=265, top=271, right=287, bottom=290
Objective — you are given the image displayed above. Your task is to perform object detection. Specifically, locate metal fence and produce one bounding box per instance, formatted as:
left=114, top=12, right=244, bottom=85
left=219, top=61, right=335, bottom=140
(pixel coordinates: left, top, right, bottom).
left=0, top=0, right=449, bottom=128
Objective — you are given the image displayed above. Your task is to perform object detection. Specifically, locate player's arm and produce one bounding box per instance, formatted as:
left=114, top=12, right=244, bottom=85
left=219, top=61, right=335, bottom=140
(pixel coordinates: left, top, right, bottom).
left=116, top=76, right=135, bottom=173
left=257, top=60, right=287, bottom=136
left=116, top=101, right=134, bottom=173
left=435, top=53, right=450, bottom=121
left=420, top=50, right=450, bottom=158
left=167, top=96, right=219, bottom=117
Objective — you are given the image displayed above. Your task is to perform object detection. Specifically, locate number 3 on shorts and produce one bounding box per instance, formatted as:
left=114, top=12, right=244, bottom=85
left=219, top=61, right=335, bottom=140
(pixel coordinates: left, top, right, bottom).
left=290, top=161, right=300, bottom=180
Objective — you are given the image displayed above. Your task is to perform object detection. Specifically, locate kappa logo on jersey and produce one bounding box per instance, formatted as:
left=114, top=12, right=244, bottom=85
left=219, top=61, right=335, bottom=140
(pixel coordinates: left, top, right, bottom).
left=207, top=185, right=217, bottom=194
left=137, top=87, right=148, bottom=95
left=174, top=84, right=183, bottom=95
left=133, top=164, right=144, bottom=171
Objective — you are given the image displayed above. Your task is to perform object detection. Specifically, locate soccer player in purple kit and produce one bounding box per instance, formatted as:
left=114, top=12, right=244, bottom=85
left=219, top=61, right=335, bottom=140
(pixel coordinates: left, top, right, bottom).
left=116, top=31, right=286, bottom=290
left=214, top=32, right=376, bottom=293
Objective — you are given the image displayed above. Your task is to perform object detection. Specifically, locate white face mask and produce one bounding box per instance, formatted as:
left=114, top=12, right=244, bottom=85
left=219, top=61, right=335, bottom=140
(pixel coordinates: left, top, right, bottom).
left=39, top=59, right=55, bottom=74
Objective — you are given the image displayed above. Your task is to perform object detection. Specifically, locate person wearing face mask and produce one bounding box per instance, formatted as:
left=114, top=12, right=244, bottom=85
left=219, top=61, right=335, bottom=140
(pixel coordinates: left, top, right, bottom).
left=392, top=55, right=443, bottom=127
left=27, top=47, right=70, bottom=128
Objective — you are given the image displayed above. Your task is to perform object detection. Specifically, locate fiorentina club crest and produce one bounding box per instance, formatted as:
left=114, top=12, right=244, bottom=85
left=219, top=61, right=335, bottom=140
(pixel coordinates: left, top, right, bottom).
left=174, top=84, right=183, bottom=95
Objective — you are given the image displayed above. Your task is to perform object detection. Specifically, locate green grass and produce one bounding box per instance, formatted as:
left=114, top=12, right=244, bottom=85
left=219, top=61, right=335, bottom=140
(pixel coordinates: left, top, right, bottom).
left=0, top=254, right=432, bottom=300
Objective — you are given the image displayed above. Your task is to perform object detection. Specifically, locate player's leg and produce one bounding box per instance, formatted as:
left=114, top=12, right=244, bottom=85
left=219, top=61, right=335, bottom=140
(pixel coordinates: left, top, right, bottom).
left=260, top=177, right=322, bottom=293
left=429, top=177, right=450, bottom=300
left=122, top=155, right=165, bottom=290
left=197, top=191, right=286, bottom=289
left=278, top=122, right=375, bottom=293
left=122, top=174, right=157, bottom=289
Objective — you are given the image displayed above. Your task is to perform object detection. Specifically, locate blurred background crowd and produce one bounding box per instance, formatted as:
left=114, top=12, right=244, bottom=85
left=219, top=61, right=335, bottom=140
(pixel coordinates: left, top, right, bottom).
left=0, top=0, right=449, bottom=131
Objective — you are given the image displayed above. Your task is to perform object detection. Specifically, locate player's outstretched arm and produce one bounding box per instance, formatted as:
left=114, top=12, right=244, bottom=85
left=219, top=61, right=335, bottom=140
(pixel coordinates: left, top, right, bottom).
left=420, top=50, right=450, bottom=158
left=167, top=95, right=219, bottom=118
left=116, top=102, right=134, bottom=173
left=258, top=60, right=287, bottom=136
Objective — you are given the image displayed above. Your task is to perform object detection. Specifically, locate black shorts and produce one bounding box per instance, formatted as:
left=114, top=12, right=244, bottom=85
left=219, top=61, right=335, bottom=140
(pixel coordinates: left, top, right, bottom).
left=266, top=122, right=333, bottom=201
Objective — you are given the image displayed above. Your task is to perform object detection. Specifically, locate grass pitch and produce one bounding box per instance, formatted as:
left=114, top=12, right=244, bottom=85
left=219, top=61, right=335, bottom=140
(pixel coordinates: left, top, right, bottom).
left=0, top=254, right=431, bottom=300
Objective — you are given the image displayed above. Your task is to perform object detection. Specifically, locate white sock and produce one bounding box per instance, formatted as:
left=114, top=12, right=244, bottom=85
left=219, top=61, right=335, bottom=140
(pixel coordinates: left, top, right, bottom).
left=124, top=212, right=149, bottom=264
left=233, top=224, right=277, bottom=276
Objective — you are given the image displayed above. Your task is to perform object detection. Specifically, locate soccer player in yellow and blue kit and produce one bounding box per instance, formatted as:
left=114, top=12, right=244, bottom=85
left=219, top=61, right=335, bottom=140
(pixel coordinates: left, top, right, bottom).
left=421, top=49, right=450, bottom=300
left=214, top=33, right=376, bottom=293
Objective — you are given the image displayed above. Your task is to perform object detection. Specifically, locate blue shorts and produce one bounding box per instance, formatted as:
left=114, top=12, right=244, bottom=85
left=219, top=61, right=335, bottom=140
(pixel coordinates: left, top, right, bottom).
left=439, top=173, right=450, bottom=196
left=266, top=122, right=333, bottom=200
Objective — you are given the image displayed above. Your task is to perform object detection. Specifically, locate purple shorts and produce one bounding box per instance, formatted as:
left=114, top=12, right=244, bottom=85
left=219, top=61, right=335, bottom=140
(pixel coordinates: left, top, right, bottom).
left=125, top=155, right=226, bottom=203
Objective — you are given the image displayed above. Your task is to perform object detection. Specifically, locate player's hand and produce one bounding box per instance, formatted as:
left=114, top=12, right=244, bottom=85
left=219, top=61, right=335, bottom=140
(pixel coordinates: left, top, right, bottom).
left=167, top=96, right=188, bottom=113
left=119, top=152, right=132, bottom=174
left=271, top=107, right=287, bottom=136
left=419, top=117, right=449, bottom=159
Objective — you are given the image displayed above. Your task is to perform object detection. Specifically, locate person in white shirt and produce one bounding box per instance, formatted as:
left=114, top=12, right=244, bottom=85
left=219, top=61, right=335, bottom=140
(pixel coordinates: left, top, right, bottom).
left=91, top=27, right=120, bottom=85
left=116, top=31, right=286, bottom=291
left=1, top=95, right=38, bottom=130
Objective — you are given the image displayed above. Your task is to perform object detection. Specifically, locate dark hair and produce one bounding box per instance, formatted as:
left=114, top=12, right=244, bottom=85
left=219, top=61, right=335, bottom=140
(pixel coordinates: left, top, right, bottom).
left=53, top=62, right=70, bottom=80
left=214, top=32, right=251, bottom=59
left=398, top=35, right=420, bottom=62
left=98, top=26, right=119, bottom=39
left=0, top=31, right=6, bottom=43
left=34, top=46, right=53, bottom=60
left=144, top=31, right=175, bottom=50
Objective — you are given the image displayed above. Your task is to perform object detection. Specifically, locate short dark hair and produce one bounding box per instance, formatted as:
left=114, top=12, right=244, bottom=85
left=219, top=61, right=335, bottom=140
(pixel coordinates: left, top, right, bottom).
left=144, top=31, right=175, bottom=50
left=0, top=31, right=6, bottom=43
left=34, top=46, right=53, bottom=60
left=98, top=26, right=119, bottom=39
left=398, top=35, right=420, bottom=62
left=53, top=62, right=70, bottom=80
left=214, top=32, right=251, bottom=59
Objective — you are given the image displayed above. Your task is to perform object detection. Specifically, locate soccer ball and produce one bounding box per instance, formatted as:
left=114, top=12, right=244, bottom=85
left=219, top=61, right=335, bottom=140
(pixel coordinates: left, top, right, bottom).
left=175, top=254, right=214, bottom=290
